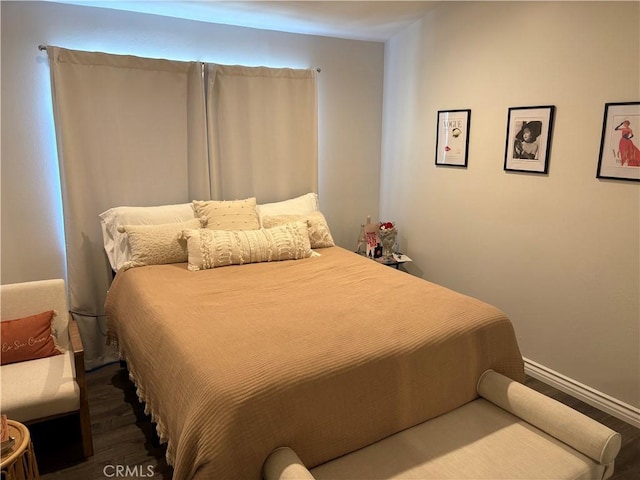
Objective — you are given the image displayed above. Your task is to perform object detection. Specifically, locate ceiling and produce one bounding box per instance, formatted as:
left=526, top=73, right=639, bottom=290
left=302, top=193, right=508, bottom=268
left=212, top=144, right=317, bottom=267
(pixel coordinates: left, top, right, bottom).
left=52, top=1, right=439, bottom=42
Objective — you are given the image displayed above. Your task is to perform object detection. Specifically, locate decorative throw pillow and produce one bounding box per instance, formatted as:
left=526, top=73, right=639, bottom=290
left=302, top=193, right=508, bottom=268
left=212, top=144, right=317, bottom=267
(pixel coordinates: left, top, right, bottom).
left=98, top=202, right=197, bottom=271
left=117, top=218, right=204, bottom=271
left=181, top=221, right=313, bottom=271
left=262, top=211, right=335, bottom=249
left=193, top=198, right=260, bottom=231
left=1, top=310, right=64, bottom=365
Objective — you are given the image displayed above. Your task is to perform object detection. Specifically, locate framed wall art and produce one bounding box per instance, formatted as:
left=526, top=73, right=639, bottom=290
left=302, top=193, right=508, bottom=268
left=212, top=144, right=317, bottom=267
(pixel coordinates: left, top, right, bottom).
left=596, top=101, right=640, bottom=182
left=504, top=105, right=555, bottom=174
left=435, top=109, right=471, bottom=168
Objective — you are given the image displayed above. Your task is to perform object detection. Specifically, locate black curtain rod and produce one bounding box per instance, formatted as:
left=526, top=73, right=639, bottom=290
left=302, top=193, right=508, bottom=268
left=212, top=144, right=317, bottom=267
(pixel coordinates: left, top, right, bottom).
left=37, top=45, right=320, bottom=71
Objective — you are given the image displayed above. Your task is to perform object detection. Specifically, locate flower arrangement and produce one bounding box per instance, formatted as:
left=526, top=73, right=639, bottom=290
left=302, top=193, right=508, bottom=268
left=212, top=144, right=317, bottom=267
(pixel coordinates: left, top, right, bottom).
left=377, top=221, right=397, bottom=259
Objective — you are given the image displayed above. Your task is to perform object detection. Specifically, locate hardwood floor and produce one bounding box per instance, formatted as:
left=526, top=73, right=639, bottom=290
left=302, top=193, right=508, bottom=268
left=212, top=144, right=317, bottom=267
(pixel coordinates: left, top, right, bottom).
left=33, top=362, right=173, bottom=479
left=33, top=362, right=639, bottom=479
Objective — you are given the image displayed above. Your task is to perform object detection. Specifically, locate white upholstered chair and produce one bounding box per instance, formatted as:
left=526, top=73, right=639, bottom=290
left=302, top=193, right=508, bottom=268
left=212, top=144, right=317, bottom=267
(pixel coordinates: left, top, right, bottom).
left=0, top=279, right=93, bottom=457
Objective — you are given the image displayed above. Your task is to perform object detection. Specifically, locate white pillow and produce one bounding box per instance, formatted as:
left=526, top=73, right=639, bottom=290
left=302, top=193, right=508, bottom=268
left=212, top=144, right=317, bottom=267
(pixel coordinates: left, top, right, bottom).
left=99, top=203, right=196, bottom=271
left=117, top=218, right=203, bottom=272
left=181, top=221, right=313, bottom=271
left=256, top=193, right=319, bottom=226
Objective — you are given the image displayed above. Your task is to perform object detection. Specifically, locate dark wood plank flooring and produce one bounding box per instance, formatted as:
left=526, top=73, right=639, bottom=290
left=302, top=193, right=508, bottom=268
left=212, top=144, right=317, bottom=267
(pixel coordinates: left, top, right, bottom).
left=31, top=362, right=639, bottom=479
left=32, top=362, right=173, bottom=479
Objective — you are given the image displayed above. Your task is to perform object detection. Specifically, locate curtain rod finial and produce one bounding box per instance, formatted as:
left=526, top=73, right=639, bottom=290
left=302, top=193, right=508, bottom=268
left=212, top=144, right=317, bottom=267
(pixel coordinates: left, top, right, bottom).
left=38, top=44, right=47, bottom=51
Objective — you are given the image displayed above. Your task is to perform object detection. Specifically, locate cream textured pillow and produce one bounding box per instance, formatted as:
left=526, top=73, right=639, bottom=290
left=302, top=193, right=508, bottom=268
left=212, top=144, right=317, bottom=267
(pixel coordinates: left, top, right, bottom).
left=117, top=218, right=204, bottom=271
left=262, top=211, right=335, bottom=249
left=193, top=198, right=260, bottom=231
left=99, top=202, right=196, bottom=271
left=181, top=221, right=313, bottom=271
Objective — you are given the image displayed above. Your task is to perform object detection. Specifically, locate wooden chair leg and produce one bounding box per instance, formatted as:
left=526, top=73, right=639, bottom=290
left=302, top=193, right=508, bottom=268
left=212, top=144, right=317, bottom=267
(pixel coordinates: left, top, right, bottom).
left=79, top=404, right=94, bottom=457
left=70, top=318, right=94, bottom=457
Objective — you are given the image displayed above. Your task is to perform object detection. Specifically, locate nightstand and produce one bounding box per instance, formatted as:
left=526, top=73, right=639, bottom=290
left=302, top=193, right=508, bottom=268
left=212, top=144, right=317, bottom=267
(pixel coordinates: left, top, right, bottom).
left=374, top=253, right=412, bottom=269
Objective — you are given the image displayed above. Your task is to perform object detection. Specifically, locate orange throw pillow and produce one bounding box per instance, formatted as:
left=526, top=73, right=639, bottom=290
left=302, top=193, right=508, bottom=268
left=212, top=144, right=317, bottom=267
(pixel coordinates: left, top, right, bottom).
left=1, top=310, right=64, bottom=365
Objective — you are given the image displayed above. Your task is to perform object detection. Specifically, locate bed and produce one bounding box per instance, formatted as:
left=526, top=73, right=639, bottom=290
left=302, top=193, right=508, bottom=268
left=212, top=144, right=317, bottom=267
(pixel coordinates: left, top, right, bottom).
left=105, top=231, right=524, bottom=479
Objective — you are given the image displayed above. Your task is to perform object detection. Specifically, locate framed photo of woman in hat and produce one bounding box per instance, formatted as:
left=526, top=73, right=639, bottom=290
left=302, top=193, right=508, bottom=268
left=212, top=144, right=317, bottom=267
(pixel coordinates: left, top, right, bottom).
left=596, top=101, right=640, bottom=182
left=504, top=105, right=555, bottom=174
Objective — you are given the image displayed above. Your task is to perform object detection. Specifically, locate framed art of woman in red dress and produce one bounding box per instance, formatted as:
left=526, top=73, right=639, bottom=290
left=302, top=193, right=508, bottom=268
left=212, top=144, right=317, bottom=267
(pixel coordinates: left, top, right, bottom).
left=597, top=102, right=640, bottom=182
left=615, top=120, right=640, bottom=167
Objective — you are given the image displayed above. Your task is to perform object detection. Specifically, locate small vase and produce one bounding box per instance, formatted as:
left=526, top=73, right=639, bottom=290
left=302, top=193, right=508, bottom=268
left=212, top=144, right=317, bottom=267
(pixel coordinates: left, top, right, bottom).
left=378, top=228, right=397, bottom=259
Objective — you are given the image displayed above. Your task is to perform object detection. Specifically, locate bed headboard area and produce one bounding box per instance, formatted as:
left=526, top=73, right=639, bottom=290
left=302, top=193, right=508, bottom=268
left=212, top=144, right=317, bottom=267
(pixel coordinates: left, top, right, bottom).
left=99, top=192, right=323, bottom=272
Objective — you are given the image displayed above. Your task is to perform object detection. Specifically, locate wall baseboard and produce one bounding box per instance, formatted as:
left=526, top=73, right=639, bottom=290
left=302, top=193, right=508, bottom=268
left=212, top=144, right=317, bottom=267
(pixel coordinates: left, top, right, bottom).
left=524, top=357, right=640, bottom=429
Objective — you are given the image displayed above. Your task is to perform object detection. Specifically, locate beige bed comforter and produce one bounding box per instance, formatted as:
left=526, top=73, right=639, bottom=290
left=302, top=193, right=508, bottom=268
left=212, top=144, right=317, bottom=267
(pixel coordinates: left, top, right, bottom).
left=105, top=246, right=524, bottom=480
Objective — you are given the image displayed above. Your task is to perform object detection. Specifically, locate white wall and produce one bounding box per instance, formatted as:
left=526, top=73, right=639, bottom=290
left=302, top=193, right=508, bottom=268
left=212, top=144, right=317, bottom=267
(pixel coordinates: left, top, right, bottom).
left=382, top=1, right=639, bottom=410
left=0, top=0, right=384, bottom=284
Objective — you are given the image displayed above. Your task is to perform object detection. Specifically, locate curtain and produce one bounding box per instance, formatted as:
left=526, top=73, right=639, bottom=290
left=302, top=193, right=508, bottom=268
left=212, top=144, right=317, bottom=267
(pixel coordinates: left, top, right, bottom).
left=48, top=47, right=207, bottom=369
left=48, top=49, right=318, bottom=369
left=206, top=64, right=318, bottom=202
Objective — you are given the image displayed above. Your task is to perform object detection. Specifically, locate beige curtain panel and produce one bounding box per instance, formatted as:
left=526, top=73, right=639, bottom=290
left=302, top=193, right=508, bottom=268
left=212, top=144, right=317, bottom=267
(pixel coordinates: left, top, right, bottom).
left=206, top=64, right=318, bottom=202
left=48, top=47, right=207, bottom=369
left=47, top=47, right=318, bottom=369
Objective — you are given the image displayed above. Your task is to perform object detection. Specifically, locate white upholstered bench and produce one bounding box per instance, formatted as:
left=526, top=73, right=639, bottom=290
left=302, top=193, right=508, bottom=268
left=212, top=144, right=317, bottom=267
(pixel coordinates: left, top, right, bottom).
left=264, top=370, right=621, bottom=480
